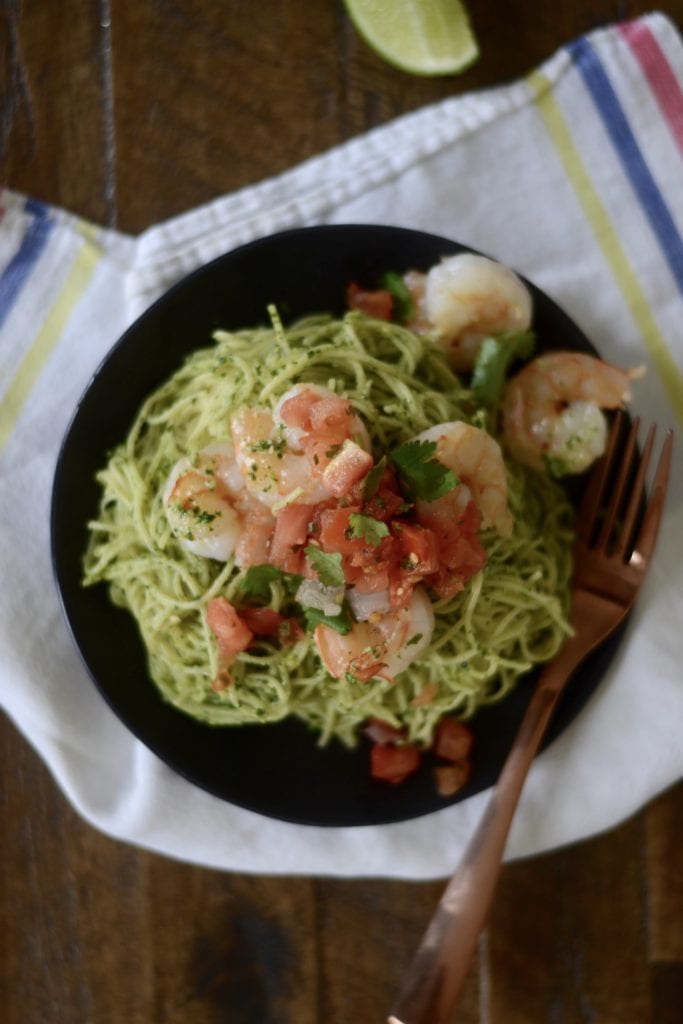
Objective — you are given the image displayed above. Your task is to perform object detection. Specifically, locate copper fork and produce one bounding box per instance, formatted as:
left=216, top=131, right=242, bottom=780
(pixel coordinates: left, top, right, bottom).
left=389, top=413, right=673, bottom=1024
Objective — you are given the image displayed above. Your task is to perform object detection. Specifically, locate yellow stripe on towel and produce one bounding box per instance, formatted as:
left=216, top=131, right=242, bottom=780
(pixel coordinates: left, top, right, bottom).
left=0, top=230, right=101, bottom=454
left=529, top=69, right=683, bottom=426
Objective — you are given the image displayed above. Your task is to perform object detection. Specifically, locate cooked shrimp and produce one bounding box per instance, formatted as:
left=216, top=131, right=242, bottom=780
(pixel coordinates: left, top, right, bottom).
left=346, top=587, right=392, bottom=622
left=405, top=253, right=532, bottom=371
left=501, top=351, right=640, bottom=474
left=163, top=441, right=274, bottom=566
left=413, top=421, right=513, bottom=537
left=314, top=587, right=435, bottom=683
left=231, top=384, right=371, bottom=508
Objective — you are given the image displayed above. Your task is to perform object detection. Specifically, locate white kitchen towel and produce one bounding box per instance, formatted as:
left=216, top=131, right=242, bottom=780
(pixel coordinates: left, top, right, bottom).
left=1, top=12, right=681, bottom=879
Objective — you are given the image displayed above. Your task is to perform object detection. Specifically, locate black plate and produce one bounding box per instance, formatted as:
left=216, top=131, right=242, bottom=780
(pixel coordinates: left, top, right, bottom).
left=51, top=224, right=619, bottom=827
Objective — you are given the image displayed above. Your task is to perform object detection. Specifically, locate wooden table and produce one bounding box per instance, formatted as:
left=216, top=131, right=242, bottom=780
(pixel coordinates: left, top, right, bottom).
left=2, top=3, right=682, bottom=1021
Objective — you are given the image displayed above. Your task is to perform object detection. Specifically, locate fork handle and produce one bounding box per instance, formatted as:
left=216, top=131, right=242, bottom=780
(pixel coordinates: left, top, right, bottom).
left=388, top=639, right=585, bottom=1024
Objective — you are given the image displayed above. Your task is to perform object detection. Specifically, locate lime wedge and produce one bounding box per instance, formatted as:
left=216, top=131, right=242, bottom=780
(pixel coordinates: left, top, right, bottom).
left=344, top=0, right=479, bottom=77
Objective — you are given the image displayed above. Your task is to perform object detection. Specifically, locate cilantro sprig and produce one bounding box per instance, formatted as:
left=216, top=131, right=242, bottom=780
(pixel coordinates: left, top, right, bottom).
left=362, top=455, right=387, bottom=502
left=302, top=603, right=354, bottom=635
left=235, top=562, right=352, bottom=636
left=235, top=564, right=301, bottom=603
left=304, top=546, right=345, bottom=589
left=390, top=439, right=457, bottom=502
left=347, top=513, right=390, bottom=547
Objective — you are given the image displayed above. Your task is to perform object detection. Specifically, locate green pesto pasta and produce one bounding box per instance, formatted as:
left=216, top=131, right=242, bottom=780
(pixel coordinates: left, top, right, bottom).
left=83, top=312, right=574, bottom=748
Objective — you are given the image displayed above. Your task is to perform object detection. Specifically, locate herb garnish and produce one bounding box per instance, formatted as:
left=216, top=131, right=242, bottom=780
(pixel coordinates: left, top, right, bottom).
left=302, top=603, right=353, bottom=635
left=390, top=439, right=457, bottom=502
left=235, top=564, right=301, bottom=603
left=304, top=546, right=346, bottom=589
left=347, top=513, right=390, bottom=547
left=362, top=455, right=386, bottom=501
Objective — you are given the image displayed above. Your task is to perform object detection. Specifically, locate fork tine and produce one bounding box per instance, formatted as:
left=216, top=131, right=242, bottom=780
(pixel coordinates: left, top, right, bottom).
left=628, top=429, right=673, bottom=567
left=576, top=410, right=626, bottom=544
left=612, top=422, right=655, bottom=560
left=595, top=415, right=641, bottom=552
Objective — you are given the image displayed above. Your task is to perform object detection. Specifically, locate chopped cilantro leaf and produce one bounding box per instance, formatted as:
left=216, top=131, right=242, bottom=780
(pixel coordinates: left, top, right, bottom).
left=302, top=604, right=353, bottom=635
left=236, top=564, right=301, bottom=603
left=390, top=440, right=457, bottom=502
left=470, top=330, right=536, bottom=407
left=193, top=509, right=219, bottom=526
left=379, top=271, right=415, bottom=323
left=347, top=513, right=390, bottom=547
left=247, top=437, right=287, bottom=457
left=406, top=632, right=423, bottom=647
left=304, top=546, right=345, bottom=589
left=362, top=455, right=386, bottom=501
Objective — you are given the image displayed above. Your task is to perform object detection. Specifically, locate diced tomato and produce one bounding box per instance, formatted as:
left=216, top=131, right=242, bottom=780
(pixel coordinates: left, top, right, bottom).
left=347, top=282, right=394, bottom=321
left=363, top=718, right=407, bottom=744
left=433, top=717, right=474, bottom=762
left=278, top=388, right=321, bottom=431
left=319, top=506, right=357, bottom=553
left=370, top=742, right=421, bottom=784
left=238, top=606, right=284, bottom=636
left=278, top=617, right=306, bottom=646
left=269, top=503, right=311, bottom=572
left=352, top=567, right=390, bottom=594
left=446, top=534, right=487, bottom=579
left=434, top=761, right=470, bottom=797
left=318, top=506, right=379, bottom=563
left=235, top=514, right=275, bottom=570
left=425, top=565, right=466, bottom=600
left=430, top=717, right=473, bottom=798
left=417, top=498, right=487, bottom=592
left=393, top=521, right=440, bottom=576
left=273, top=502, right=311, bottom=543
left=317, top=505, right=397, bottom=587
left=281, top=391, right=357, bottom=478
left=205, top=598, right=253, bottom=664
left=344, top=479, right=367, bottom=508
left=300, top=430, right=346, bottom=472
left=349, top=539, right=395, bottom=572
left=300, top=497, right=336, bottom=539
left=238, top=606, right=303, bottom=647
left=459, top=499, right=481, bottom=536
left=309, top=394, right=354, bottom=434
left=423, top=499, right=486, bottom=570
left=387, top=571, right=416, bottom=609
left=323, top=441, right=374, bottom=497
left=363, top=467, right=407, bottom=523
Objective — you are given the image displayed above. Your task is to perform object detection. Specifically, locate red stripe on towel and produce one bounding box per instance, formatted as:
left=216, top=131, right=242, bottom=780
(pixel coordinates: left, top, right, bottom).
left=619, top=20, right=683, bottom=159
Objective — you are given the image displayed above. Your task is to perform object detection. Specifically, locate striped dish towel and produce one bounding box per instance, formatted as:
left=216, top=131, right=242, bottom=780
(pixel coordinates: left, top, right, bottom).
left=0, top=12, right=681, bottom=879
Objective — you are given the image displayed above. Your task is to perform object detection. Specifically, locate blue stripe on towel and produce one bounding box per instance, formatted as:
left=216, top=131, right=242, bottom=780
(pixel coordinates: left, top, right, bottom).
left=0, top=199, right=55, bottom=331
left=568, top=36, right=683, bottom=294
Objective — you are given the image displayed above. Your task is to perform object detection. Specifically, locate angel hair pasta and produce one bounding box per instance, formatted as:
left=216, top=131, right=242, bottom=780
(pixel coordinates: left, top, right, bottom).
left=83, top=310, right=574, bottom=752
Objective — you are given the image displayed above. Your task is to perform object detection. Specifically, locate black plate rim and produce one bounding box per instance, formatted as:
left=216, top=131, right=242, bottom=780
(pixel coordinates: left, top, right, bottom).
left=50, top=223, right=617, bottom=828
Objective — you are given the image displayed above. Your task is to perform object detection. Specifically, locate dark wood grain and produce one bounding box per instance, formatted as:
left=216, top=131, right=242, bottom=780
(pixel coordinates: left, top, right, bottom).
left=0, top=0, right=112, bottom=224
left=2, top=1, right=683, bottom=1021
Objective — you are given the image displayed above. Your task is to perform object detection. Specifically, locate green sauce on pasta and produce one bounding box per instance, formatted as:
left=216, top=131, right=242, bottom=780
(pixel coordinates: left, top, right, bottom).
left=83, top=312, right=574, bottom=748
